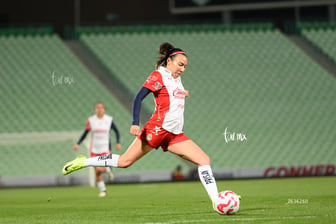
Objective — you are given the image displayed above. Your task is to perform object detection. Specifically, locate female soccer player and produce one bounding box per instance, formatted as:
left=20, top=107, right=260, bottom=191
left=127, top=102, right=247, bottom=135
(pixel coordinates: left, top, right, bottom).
left=63, top=42, right=219, bottom=205
left=73, top=102, right=121, bottom=197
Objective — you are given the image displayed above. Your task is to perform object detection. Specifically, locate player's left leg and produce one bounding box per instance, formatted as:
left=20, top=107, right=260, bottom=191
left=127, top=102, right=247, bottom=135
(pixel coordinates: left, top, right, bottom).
left=62, top=138, right=152, bottom=175
left=95, top=167, right=107, bottom=197
left=167, top=140, right=218, bottom=202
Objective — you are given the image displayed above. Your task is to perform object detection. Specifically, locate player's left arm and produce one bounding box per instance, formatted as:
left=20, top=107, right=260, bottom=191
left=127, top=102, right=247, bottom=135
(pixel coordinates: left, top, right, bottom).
left=74, top=119, right=91, bottom=150
left=111, top=121, right=121, bottom=150
left=184, top=90, right=189, bottom=97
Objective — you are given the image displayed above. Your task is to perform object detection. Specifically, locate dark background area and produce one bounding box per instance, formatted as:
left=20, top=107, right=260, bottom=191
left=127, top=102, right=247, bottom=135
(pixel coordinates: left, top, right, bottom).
left=0, top=0, right=334, bottom=37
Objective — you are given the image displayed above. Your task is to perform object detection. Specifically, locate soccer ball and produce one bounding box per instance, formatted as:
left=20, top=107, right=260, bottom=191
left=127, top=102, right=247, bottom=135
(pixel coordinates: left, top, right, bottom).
left=214, top=190, right=240, bottom=215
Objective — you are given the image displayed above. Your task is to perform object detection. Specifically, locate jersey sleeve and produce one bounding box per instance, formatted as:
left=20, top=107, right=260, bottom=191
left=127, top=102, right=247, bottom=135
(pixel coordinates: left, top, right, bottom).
left=132, top=87, right=151, bottom=125
left=142, top=71, right=163, bottom=92
left=85, top=119, right=91, bottom=131
left=76, top=130, right=89, bottom=145
left=111, top=121, right=120, bottom=143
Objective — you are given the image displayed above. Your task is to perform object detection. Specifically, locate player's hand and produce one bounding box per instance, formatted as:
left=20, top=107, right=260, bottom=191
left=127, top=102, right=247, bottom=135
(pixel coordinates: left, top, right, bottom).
left=116, top=143, right=122, bottom=151
left=73, top=144, right=79, bottom=151
left=130, top=125, right=141, bottom=136
left=184, top=90, right=189, bottom=97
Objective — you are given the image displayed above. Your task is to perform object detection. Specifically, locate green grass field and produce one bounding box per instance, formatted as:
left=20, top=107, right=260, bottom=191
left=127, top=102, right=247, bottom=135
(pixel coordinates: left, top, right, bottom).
left=0, top=177, right=335, bottom=224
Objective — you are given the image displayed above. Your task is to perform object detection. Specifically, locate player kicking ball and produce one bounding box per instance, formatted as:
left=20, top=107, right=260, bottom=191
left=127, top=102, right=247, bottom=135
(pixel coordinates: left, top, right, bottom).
left=63, top=42, right=222, bottom=207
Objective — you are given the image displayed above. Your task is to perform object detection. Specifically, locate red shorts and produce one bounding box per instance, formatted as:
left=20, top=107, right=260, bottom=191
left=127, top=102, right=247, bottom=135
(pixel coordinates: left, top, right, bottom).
left=90, top=151, right=109, bottom=157
left=137, top=125, right=190, bottom=152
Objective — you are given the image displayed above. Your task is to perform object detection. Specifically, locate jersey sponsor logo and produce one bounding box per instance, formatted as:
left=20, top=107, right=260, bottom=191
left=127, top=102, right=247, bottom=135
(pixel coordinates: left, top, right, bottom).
left=172, top=88, right=185, bottom=99
left=177, top=104, right=184, bottom=109
left=201, top=170, right=214, bottom=184
left=94, top=129, right=108, bottom=133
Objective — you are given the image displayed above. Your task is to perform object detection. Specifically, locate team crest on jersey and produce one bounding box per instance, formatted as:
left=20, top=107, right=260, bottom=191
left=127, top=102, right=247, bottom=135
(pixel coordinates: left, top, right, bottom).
left=146, top=134, right=152, bottom=141
left=152, top=81, right=162, bottom=90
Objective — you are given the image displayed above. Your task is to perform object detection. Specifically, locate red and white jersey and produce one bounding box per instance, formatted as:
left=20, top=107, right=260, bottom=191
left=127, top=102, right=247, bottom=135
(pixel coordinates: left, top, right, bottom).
left=143, top=66, right=186, bottom=134
left=85, top=114, right=113, bottom=154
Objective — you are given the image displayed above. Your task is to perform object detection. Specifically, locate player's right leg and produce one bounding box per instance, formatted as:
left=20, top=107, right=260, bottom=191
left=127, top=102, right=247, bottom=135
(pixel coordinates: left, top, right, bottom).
left=62, top=138, right=152, bottom=175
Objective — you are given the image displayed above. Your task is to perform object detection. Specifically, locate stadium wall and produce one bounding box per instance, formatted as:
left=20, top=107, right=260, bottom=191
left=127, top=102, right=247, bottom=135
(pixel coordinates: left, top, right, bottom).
left=1, top=164, right=335, bottom=188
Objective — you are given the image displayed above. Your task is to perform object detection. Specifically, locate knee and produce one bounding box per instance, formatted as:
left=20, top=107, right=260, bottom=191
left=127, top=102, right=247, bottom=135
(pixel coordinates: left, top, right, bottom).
left=119, top=162, right=132, bottom=168
left=95, top=167, right=105, bottom=175
left=197, top=154, right=211, bottom=166
left=203, top=155, right=211, bottom=166
left=118, top=157, right=134, bottom=168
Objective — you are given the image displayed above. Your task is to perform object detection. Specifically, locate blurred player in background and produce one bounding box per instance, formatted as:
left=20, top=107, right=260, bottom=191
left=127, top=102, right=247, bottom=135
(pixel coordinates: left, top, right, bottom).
left=63, top=42, right=220, bottom=207
left=172, top=165, right=184, bottom=181
left=73, top=102, right=121, bottom=197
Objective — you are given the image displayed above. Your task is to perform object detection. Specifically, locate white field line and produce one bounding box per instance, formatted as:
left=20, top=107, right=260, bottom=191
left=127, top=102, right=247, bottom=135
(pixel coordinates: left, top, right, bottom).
left=144, top=214, right=333, bottom=224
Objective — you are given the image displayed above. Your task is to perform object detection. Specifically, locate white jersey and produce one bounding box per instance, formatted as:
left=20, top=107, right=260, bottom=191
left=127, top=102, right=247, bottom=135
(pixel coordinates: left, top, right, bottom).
left=143, top=66, right=185, bottom=134
left=85, top=114, right=113, bottom=154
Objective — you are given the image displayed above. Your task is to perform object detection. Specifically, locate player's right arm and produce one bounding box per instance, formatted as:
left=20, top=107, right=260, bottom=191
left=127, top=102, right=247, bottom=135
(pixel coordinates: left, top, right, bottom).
left=74, top=119, right=91, bottom=150
left=131, top=87, right=151, bottom=135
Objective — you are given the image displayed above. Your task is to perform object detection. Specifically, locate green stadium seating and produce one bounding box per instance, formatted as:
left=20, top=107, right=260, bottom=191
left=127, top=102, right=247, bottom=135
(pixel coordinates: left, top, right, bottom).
left=79, top=25, right=336, bottom=171
left=0, top=34, right=135, bottom=176
left=75, top=23, right=274, bottom=37
left=299, top=22, right=336, bottom=63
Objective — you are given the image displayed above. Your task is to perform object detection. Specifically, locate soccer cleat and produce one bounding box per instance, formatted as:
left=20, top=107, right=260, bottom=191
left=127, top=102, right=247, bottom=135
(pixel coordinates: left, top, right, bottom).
left=62, top=155, right=86, bottom=175
left=99, top=191, right=107, bottom=197
left=212, top=200, right=216, bottom=211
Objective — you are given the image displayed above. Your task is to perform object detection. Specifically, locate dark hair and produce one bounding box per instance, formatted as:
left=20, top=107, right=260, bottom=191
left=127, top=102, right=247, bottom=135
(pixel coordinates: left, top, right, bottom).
left=155, top=42, right=186, bottom=69
left=95, top=102, right=105, bottom=108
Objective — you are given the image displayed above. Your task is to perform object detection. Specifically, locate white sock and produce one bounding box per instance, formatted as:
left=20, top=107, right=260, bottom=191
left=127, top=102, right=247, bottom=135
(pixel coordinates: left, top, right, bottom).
left=106, top=167, right=112, bottom=173
left=84, top=154, right=120, bottom=167
left=198, top=165, right=218, bottom=202
left=97, top=181, right=106, bottom=192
